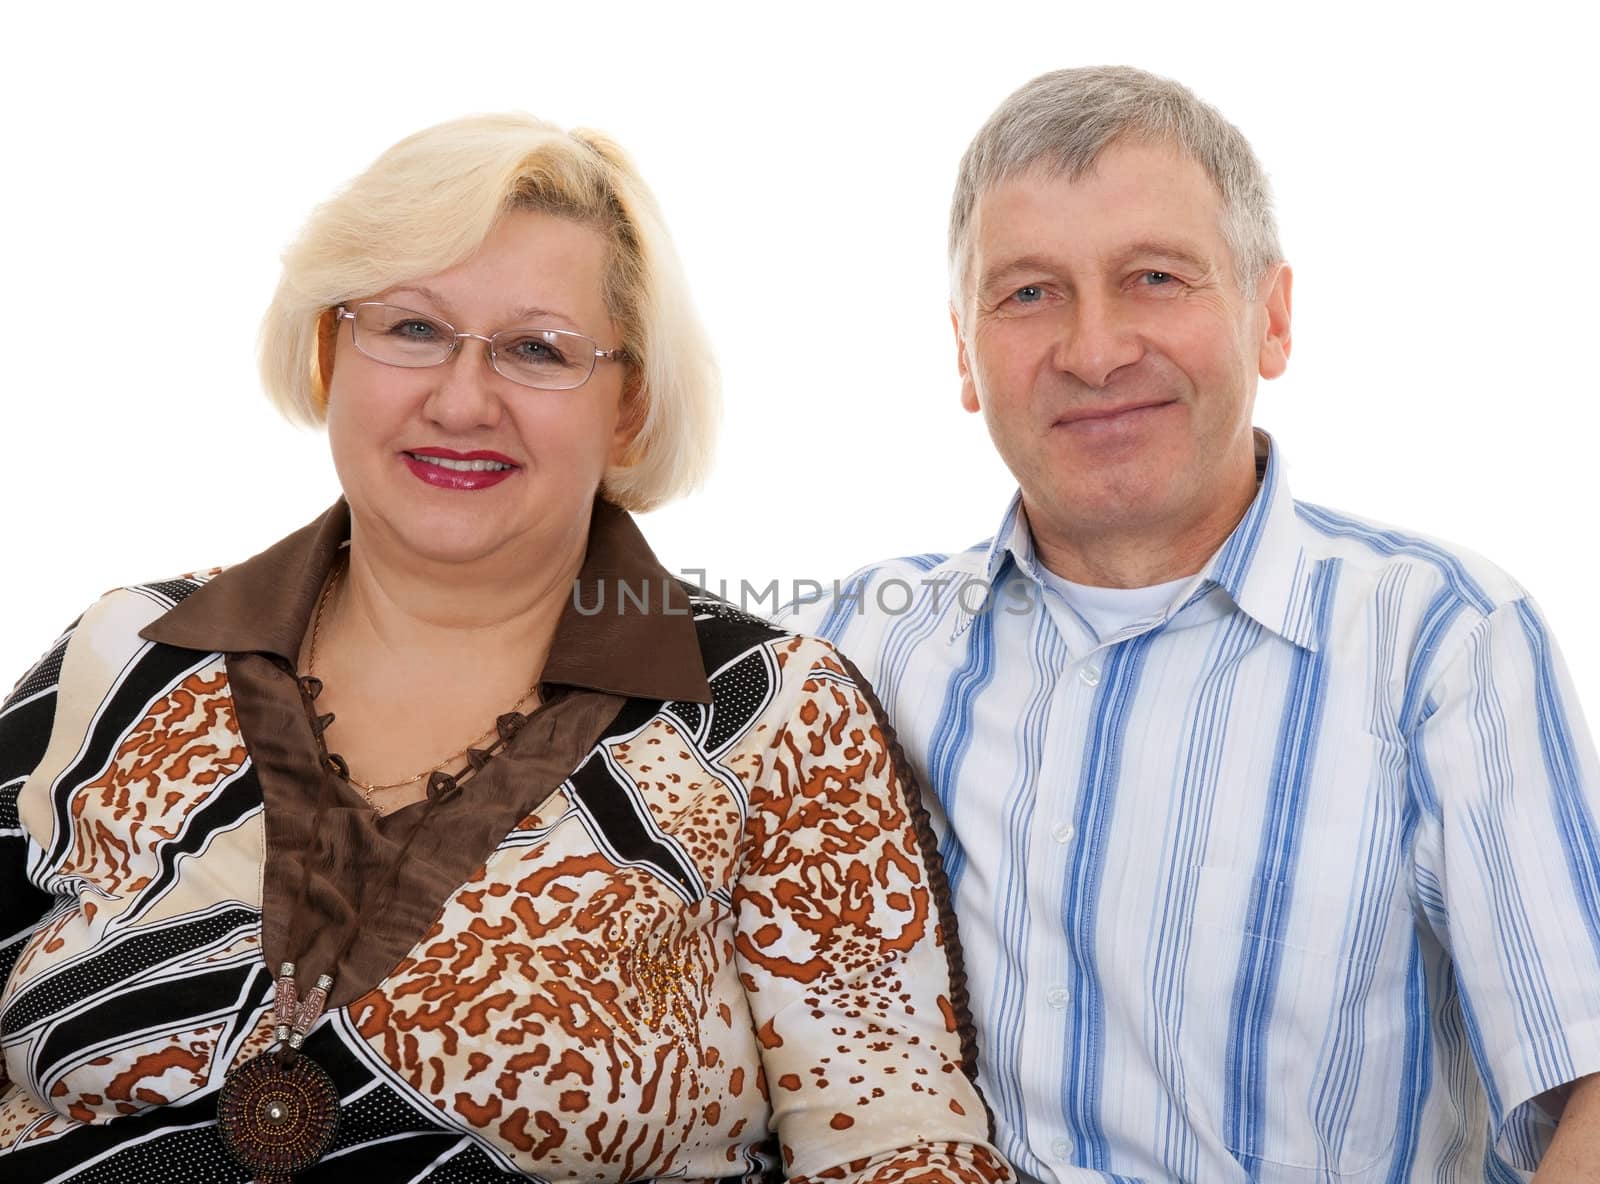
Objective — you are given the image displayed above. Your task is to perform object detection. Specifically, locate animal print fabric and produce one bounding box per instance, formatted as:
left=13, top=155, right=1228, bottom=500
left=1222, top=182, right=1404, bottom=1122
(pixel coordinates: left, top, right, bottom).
left=0, top=582, right=1010, bottom=1184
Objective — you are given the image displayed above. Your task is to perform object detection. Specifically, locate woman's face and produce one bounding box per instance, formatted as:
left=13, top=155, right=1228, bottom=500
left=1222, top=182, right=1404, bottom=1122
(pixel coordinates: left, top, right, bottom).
left=325, top=210, right=633, bottom=568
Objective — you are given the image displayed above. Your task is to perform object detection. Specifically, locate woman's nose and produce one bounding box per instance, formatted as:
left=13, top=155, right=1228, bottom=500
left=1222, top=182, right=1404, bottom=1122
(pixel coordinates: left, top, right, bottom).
left=422, top=338, right=506, bottom=431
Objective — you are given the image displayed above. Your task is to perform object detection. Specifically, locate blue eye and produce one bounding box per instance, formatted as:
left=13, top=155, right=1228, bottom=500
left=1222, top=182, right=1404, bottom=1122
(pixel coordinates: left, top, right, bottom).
left=503, top=335, right=569, bottom=366
left=1013, top=286, right=1044, bottom=304
left=1141, top=271, right=1174, bottom=286
left=390, top=319, right=442, bottom=339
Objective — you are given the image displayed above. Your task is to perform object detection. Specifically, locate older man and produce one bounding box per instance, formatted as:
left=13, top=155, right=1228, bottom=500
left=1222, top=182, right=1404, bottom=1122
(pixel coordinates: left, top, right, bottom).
left=778, top=67, right=1600, bottom=1182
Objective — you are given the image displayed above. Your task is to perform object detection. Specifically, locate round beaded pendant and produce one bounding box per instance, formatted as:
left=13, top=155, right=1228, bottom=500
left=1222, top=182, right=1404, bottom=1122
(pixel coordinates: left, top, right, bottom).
left=217, top=1050, right=339, bottom=1179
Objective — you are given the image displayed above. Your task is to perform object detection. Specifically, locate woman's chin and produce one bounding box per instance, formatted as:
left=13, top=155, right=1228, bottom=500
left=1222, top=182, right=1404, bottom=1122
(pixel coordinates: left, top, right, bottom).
left=395, top=534, right=506, bottom=568
left=351, top=505, right=524, bottom=570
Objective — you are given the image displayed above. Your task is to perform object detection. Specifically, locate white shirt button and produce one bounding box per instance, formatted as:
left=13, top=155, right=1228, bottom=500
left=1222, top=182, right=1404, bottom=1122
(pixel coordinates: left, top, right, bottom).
left=1050, top=1136, right=1073, bottom=1159
left=1052, top=821, right=1076, bottom=844
left=1045, top=985, right=1071, bottom=1009
left=1079, top=665, right=1101, bottom=687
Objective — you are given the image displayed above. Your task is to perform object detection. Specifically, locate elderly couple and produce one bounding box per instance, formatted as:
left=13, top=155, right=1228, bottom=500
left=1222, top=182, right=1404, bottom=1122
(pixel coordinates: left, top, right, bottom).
left=2, top=66, right=1597, bottom=1184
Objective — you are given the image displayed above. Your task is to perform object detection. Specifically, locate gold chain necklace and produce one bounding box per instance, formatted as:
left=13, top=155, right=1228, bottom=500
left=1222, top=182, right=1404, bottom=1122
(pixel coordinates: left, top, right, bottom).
left=306, top=554, right=540, bottom=809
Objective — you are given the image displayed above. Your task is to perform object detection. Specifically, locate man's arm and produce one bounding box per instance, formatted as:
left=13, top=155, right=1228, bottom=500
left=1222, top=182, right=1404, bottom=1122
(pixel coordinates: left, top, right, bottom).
left=1534, top=1074, right=1600, bottom=1182
left=1409, top=596, right=1600, bottom=1171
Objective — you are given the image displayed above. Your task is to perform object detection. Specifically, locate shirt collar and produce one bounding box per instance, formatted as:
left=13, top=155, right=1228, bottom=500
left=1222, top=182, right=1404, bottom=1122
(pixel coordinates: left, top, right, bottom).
left=980, top=429, right=1322, bottom=652
left=981, top=493, right=1031, bottom=586
left=1199, top=430, right=1323, bottom=652
left=140, top=498, right=714, bottom=704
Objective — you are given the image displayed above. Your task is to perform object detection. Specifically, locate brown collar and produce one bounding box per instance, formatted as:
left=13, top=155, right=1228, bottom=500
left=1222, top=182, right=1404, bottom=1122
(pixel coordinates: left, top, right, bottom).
left=140, top=499, right=712, bottom=705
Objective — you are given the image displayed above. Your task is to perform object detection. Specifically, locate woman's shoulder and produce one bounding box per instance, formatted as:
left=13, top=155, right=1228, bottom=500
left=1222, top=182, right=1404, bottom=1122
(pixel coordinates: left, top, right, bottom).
left=2, top=568, right=235, bottom=841
left=675, top=585, right=876, bottom=758
left=5, top=568, right=226, bottom=711
left=684, top=584, right=852, bottom=683
left=77, top=567, right=221, bottom=619
left=67, top=568, right=222, bottom=645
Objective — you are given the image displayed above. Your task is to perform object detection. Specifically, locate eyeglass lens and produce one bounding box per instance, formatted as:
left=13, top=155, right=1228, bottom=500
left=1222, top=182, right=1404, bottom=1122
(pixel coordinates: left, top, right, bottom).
left=349, top=304, right=598, bottom=390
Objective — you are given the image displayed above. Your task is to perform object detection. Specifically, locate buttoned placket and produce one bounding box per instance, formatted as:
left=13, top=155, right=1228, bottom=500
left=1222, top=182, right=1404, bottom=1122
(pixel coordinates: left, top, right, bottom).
left=1018, top=569, right=1194, bottom=1178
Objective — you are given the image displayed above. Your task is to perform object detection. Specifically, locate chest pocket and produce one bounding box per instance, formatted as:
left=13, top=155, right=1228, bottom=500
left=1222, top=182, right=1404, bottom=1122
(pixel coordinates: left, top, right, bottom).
left=1183, top=863, right=1420, bottom=1181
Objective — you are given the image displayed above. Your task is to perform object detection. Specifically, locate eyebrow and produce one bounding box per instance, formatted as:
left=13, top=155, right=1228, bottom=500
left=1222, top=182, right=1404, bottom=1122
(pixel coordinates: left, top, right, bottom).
left=383, top=286, right=580, bottom=330
left=977, top=254, right=1060, bottom=292
left=1110, top=241, right=1215, bottom=275
left=506, top=304, right=579, bottom=329
left=977, top=242, right=1217, bottom=292
left=383, top=285, right=451, bottom=312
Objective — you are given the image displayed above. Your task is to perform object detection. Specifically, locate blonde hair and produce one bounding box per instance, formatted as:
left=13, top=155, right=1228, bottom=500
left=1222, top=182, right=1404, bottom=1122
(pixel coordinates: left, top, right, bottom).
left=259, top=113, right=718, bottom=511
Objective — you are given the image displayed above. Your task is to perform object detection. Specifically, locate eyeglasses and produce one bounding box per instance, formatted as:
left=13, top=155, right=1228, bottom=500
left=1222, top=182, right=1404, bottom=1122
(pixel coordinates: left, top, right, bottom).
left=335, top=303, right=627, bottom=391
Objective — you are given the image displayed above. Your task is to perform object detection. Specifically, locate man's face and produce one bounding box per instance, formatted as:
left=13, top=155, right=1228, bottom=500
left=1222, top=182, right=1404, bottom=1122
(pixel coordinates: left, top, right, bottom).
left=955, top=139, right=1291, bottom=562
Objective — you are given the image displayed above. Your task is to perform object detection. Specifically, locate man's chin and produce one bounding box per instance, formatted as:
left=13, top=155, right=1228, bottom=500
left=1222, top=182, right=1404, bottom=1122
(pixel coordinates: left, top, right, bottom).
left=1029, top=483, right=1172, bottom=532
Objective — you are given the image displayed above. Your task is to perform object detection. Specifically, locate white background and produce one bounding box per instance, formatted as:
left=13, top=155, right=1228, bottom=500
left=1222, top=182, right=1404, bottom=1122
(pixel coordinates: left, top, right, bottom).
left=3, top=2, right=1597, bottom=717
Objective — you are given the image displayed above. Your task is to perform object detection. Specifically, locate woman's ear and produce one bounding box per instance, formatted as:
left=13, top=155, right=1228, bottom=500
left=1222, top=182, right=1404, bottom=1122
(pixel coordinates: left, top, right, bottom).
left=609, top=369, right=648, bottom=467
left=314, top=309, right=340, bottom=409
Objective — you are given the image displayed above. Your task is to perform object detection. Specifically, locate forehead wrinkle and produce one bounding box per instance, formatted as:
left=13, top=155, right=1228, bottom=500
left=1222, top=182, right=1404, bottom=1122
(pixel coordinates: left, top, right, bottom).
left=970, top=143, right=1230, bottom=277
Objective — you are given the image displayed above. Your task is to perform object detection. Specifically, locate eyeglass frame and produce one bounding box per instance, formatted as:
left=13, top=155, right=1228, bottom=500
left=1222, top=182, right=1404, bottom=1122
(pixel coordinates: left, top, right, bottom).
left=334, top=302, right=629, bottom=391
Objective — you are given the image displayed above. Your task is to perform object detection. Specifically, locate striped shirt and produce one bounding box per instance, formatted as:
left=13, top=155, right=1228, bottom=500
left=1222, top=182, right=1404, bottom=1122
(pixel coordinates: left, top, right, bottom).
left=775, top=434, right=1600, bottom=1183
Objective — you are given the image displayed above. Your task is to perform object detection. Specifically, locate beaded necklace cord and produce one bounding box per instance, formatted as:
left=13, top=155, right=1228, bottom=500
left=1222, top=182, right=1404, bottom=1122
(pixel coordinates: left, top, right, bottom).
left=303, top=552, right=540, bottom=811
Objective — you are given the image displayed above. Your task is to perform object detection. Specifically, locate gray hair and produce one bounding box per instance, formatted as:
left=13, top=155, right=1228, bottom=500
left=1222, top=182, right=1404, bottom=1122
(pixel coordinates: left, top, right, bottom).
left=949, top=66, right=1281, bottom=308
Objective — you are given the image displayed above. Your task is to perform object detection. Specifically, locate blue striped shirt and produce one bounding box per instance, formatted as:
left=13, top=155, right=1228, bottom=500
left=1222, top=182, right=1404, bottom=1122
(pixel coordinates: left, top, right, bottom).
left=775, top=435, right=1600, bottom=1183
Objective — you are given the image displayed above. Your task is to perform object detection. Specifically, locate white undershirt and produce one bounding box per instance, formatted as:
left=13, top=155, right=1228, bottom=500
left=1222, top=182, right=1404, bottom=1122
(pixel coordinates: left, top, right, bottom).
left=1033, top=565, right=1194, bottom=643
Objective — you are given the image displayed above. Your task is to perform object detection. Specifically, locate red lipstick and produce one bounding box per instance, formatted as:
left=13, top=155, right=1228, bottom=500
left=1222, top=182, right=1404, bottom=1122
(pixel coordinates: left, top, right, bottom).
left=402, top=447, right=520, bottom=491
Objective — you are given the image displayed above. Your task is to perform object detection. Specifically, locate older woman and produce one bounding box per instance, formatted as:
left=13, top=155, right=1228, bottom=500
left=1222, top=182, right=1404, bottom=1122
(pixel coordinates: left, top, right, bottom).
left=0, top=116, right=1009, bottom=1184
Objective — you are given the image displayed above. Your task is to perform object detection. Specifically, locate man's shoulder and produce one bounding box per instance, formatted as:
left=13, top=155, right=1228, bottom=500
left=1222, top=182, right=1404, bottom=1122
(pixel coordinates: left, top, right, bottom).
left=771, top=544, right=995, bottom=645
left=1291, top=498, right=1530, bottom=612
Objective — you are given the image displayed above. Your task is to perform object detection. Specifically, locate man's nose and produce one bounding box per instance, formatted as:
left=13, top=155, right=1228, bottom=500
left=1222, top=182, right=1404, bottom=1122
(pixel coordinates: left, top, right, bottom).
left=1051, top=295, right=1143, bottom=388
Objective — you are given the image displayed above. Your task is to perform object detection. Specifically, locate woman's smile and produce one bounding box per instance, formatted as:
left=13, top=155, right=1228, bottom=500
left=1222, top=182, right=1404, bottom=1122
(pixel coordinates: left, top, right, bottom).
left=402, top=446, right=520, bottom=490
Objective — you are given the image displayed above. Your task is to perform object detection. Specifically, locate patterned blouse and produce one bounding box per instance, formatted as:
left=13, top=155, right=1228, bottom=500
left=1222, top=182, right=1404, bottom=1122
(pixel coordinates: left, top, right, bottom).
left=0, top=501, right=1010, bottom=1184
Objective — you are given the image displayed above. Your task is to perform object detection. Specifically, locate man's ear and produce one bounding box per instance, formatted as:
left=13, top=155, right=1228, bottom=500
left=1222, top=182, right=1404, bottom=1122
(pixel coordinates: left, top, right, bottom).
left=1258, top=262, right=1293, bottom=380
left=952, top=304, right=981, bottom=413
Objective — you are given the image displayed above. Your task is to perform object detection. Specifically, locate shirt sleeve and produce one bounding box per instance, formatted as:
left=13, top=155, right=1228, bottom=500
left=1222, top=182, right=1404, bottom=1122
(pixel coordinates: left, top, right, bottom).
left=1409, top=595, right=1600, bottom=1169
left=732, top=641, right=1012, bottom=1184
left=1, top=623, right=75, bottom=1091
